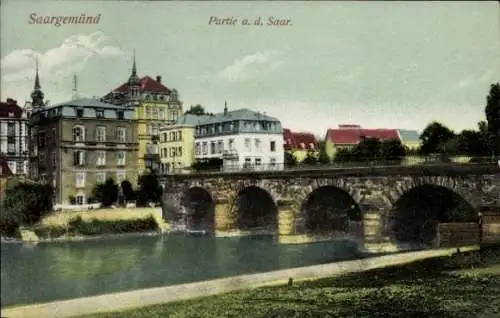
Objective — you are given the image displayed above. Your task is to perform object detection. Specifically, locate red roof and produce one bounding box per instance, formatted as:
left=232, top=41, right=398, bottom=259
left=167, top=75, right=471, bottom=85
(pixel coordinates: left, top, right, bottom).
left=111, top=75, right=171, bottom=94
left=327, top=126, right=399, bottom=145
left=0, top=98, right=23, bottom=118
left=0, top=155, right=13, bottom=177
left=283, top=128, right=318, bottom=150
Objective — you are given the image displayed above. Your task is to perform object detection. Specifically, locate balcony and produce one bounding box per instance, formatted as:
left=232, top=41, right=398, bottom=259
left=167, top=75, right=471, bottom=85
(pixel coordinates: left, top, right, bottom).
left=222, top=149, right=238, bottom=159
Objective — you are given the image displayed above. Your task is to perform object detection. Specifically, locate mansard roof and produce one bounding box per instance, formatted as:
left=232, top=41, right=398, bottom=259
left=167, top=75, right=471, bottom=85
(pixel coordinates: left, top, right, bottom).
left=49, top=98, right=125, bottom=110
left=110, top=76, right=171, bottom=94
left=0, top=98, right=24, bottom=118
left=197, top=108, right=280, bottom=125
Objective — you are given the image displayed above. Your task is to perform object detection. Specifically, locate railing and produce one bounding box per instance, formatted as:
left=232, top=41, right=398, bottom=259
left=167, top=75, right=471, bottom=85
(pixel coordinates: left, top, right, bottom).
left=163, top=156, right=500, bottom=176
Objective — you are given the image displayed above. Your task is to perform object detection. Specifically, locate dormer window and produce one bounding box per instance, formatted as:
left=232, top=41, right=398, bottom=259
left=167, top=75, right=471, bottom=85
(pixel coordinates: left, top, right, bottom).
left=96, top=109, right=104, bottom=118
left=309, top=143, right=315, bottom=149
left=117, top=111, right=124, bottom=120
left=300, top=142, right=305, bottom=149
left=8, top=112, right=14, bottom=117
left=75, top=108, right=84, bottom=118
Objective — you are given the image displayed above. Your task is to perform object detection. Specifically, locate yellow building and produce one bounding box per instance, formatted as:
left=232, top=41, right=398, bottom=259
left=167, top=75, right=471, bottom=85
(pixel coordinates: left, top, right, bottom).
left=283, top=129, right=319, bottom=162
left=102, top=54, right=183, bottom=174
left=159, top=114, right=210, bottom=173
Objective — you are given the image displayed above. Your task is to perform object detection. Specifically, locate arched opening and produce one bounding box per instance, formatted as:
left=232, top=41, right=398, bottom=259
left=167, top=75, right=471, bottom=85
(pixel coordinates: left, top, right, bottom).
left=234, top=186, right=278, bottom=232
left=300, top=186, right=362, bottom=235
left=390, top=184, right=477, bottom=246
left=180, top=187, right=215, bottom=232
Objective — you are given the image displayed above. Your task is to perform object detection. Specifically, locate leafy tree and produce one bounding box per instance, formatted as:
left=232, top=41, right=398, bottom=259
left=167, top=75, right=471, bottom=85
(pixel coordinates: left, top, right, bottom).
left=191, top=158, right=223, bottom=171
left=419, top=121, right=455, bottom=155
left=456, top=129, right=489, bottom=156
left=333, top=148, right=354, bottom=163
left=352, top=137, right=382, bottom=161
left=121, top=180, right=135, bottom=202
left=92, top=178, right=119, bottom=208
left=485, top=83, right=500, bottom=156
left=316, top=140, right=331, bottom=164
left=137, top=172, right=163, bottom=206
left=285, top=151, right=297, bottom=167
left=379, top=139, right=406, bottom=162
left=301, top=150, right=318, bottom=165
left=184, top=104, right=206, bottom=116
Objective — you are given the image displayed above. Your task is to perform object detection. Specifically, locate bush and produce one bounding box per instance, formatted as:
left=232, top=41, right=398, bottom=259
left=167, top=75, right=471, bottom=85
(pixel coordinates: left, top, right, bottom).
left=33, top=225, right=67, bottom=239
left=66, top=215, right=159, bottom=236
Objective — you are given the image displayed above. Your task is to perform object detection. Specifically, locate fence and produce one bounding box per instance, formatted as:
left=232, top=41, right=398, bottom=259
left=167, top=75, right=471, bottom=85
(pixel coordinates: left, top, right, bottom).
left=167, top=156, right=499, bottom=175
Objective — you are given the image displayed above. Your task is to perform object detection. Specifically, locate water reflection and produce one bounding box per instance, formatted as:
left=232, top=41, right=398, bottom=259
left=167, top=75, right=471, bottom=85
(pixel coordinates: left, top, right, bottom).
left=1, top=234, right=359, bottom=307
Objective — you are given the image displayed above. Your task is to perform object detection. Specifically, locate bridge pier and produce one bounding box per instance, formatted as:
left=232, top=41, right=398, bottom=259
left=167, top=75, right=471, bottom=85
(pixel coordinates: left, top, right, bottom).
left=277, top=199, right=297, bottom=236
left=214, top=198, right=236, bottom=234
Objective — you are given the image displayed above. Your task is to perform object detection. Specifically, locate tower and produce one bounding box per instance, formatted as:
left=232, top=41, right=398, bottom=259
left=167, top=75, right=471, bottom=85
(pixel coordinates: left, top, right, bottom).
left=127, top=49, right=141, bottom=106
left=30, top=57, right=45, bottom=109
left=224, top=100, right=228, bottom=115
left=72, top=74, right=79, bottom=99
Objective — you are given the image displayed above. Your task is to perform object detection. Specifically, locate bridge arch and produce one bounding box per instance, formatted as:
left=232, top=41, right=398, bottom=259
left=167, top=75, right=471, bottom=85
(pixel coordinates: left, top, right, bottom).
left=298, top=185, right=363, bottom=235
left=388, top=183, right=478, bottom=246
left=179, top=186, right=216, bottom=232
left=231, top=185, right=278, bottom=232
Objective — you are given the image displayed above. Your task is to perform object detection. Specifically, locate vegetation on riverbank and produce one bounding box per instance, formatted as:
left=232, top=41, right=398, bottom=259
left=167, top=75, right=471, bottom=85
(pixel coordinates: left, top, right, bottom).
left=32, top=215, right=159, bottom=239
left=80, top=246, right=500, bottom=318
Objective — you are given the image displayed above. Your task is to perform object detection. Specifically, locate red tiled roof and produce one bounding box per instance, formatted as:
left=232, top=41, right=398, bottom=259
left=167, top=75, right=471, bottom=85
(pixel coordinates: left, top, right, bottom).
left=327, top=127, right=399, bottom=145
left=0, top=155, right=13, bottom=177
left=283, top=129, right=318, bottom=150
left=0, top=98, right=23, bottom=118
left=111, top=76, right=171, bottom=94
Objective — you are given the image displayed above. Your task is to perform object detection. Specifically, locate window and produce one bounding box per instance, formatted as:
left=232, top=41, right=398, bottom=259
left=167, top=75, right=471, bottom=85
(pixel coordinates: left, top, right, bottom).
left=255, top=139, right=261, bottom=152
left=217, top=140, right=223, bottom=153
left=244, top=158, right=251, bottom=168
left=117, top=111, right=124, bottom=120
left=255, top=158, right=262, bottom=166
left=270, top=141, right=276, bottom=152
left=96, top=109, right=104, bottom=118
left=178, top=131, right=182, bottom=141
left=172, top=111, right=179, bottom=121
left=145, top=107, right=152, bottom=119
left=76, top=195, right=85, bottom=205
left=116, top=151, right=126, bottom=166
left=195, top=142, right=201, bottom=155
left=95, top=172, right=106, bottom=184
left=116, top=171, right=126, bottom=183
left=270, top=158, right=276, bottom=167
left=73, top=126, right=85, bottom=142
left=7, top=122, right=15, bottom=136
left=152, top=125, right=159, bottom=137
left=39, top=131, right=46, bottom=148
left=76, top=108, right=84, bottom=117
left=7, top=143, right=15, bottom=154
left=178, top=147, right=182, bottom=156
left=96, top=151, right=106, bottom=166
left=116, top=127, right=126, bottom=142
left=202, top=142, right=208, bottom=155
left=210, top=141, right=216, bottom=155
left=73, top=150, right=85, bottom=166
left=39, top=151, right=46, bottom=164
left=96, top=126, right=106, bottom=142
left=52, top=128, right=56, bottom=144
left=244, top=138, right=251, bottom=151
left=153, top=108, right=159, bottom=120
left=8, top=112, right=14, bottom=118
left=75, top=172, right=86, bottom=187
left=51, top=151, right=56, bottom=167
left=229, top=139, right=234, bottom=150
left=159, top=109, right=164, bottom=120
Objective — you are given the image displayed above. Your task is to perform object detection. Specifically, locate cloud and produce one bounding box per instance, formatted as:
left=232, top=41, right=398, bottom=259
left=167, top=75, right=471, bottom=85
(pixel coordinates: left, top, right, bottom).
left=217, top=50, right=283, bottom=82
left=1, top=31, right=125, bottom=104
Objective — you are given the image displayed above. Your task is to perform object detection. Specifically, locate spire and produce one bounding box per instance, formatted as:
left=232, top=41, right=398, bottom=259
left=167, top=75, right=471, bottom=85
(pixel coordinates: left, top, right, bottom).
left=224, top=100, right=228, bottom=115
left=128, top=48, right=140, bottom=86
left=131, top=48, right=137, bottom=77
left=34, top=57, right=41, bottom=90
left=31, top=56, right=45, bottom=108
left=72, top=74, right=79, bottom=99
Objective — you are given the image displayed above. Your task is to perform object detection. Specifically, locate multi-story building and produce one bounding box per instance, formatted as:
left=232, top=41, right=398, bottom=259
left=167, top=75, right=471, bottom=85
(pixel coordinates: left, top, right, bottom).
left=283, top=128, right=319, bottom=162
left=159, top=114, right=211, bottom=173
left=101, top=54, right=183, bottom=174
left=27, top=70, right=138, bottom=207
left=194, top=103, right=284, bottom=171
left=0, top=98, right=29, bottom=175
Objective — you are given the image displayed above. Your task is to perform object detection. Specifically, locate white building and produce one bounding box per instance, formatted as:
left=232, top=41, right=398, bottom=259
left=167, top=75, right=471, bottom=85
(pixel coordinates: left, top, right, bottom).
left=0, top=98, right=29, bottom=175
left=194, top=104, right=284, bottom=171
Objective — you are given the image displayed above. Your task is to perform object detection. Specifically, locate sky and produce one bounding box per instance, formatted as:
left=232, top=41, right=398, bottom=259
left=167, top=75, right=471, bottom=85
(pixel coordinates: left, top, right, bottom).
left=1, top=1, right=499, bottom=137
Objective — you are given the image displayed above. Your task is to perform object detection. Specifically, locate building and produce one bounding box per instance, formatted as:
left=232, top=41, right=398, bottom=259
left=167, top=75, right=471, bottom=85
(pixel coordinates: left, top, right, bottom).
left=194, top=103, right=284, bottom=171
left=397, top=129, right=421, bottom=150
left=283, top=128, right=319, bottom=162
left=101, top=53, right=183, bottom=174
left=0, top=98, right=29, bottom=175
left=324, top=124, right=401, bottom=160
left=159, top=114, right=211, bottom=174
left=0, top=154, right=13, bottom=202
left=27, top=70, right=138, bottom=207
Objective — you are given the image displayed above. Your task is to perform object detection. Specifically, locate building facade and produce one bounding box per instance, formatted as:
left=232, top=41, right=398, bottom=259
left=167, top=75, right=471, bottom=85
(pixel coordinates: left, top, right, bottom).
left=28, top=85, right=138, bottom=207
left=283, top=128, right=319, bottom=162
left=159, top=114, right=211, bottom=174
left=194, top=104, right=284, bottom=171
left=0, top=98, right=29, bottom=175
left=101, top=54, right=183, bottom=174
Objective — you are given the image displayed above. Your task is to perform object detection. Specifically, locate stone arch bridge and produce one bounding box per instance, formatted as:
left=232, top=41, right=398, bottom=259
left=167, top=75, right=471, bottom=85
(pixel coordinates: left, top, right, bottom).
left=160, top=164, right=499, bottom=248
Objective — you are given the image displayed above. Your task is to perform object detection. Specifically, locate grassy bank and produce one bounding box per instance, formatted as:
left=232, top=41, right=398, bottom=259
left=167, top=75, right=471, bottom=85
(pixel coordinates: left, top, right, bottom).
left=80, top=246, right=500, bottom=318
left=33, top=215, right=159, bottom=239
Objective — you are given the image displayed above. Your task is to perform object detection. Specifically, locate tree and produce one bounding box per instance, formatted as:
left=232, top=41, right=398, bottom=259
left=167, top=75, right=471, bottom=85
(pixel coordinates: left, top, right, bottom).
left=456, top=129, right=489, bottom=156
left=419, top=121, right=455, bottom=155
left=137, top=172, right=163, bottom=206
left=121, top=180, right=135, bottom=202
left=333, top=148, right=353, bottom=163
left=485, top=83, right=500, bottom=156
left=92, top=178, right=119, bottom=208
left=352, top=137, right=382, bottom=161
left=285, top=151, right=297, bottom=166
left=379, top=139, right=406, bottom=162
left=301, top=150, right=318, bottom=165
left=316, top=140, right=331, bottom=164
left=184, top=104, right=206, bottom=116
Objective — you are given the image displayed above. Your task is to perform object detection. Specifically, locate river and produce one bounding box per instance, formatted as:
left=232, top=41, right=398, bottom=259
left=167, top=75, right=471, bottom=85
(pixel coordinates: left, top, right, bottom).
left=1, top=233, right=360, bottom=308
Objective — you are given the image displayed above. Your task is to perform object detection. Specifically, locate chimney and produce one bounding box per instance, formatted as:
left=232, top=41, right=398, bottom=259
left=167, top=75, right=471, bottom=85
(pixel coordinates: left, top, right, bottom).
left=156, top=75, right=162, bottom=83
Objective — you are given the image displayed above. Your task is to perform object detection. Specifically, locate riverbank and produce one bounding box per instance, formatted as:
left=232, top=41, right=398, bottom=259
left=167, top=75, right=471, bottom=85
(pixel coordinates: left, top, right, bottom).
left=80, top=245, right=500, bottom=318
left=1, top=245, right=487, bottom=318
